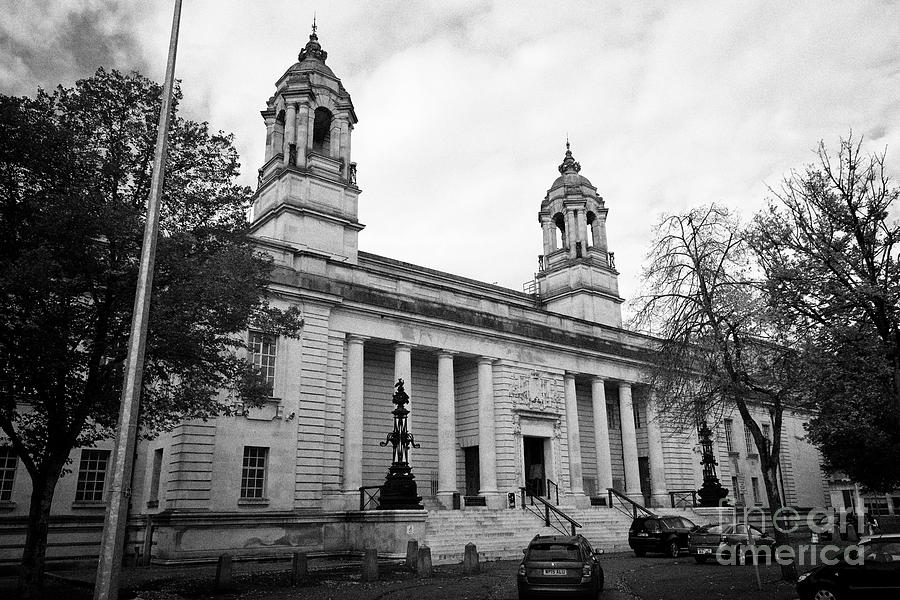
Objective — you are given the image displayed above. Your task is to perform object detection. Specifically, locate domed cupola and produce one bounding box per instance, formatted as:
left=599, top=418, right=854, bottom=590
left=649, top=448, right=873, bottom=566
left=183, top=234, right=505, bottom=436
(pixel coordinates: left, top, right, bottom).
left=249, top=20, right=364, bottom=265
left=535, top=142, right=623, bottom=326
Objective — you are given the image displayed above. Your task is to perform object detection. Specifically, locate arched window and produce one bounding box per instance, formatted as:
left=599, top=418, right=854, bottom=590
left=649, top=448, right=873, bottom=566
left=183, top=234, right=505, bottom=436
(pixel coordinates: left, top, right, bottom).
left=312, top=107, right=332, bottom=154
left=553, top=212, right=565, bottom=250
left=586, top=211, right=596, bottom=248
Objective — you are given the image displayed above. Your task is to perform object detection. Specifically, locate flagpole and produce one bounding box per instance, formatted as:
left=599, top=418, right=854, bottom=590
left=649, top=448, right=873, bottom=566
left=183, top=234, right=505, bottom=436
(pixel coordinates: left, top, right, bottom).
left=93, top=1, right=182, bottom=599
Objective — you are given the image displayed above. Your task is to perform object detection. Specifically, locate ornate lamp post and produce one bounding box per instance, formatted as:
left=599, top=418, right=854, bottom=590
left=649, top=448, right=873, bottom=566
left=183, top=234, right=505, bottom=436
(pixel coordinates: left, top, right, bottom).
left=377, top=379, right=423, bottom=510
left=696, top=420, right=729, bottom=507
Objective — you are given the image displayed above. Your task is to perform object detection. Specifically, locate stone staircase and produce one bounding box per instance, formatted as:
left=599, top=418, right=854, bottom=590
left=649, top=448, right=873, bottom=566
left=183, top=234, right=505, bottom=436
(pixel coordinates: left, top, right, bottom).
left=423, top=504, right=637, bottom=564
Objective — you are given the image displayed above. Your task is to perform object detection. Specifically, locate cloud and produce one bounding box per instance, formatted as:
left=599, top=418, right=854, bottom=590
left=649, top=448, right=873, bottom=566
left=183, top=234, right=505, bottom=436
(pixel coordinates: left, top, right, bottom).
left=3, top=0, right=900, bottom=307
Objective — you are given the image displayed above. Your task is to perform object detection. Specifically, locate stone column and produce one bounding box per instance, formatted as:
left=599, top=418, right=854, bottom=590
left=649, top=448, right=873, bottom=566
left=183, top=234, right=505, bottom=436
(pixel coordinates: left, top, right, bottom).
left=263, top=112, right=276, bottom=162
left=394, top=343, right=412, bottom=430
left=564, top=374, right=587, bottom=505
left=619, top=382, right=642, bottom=498
left=591, top=377, right=613, bottom=493
left=540, top=215, right=554, bottom=255
left=283, top=102, right=297, bottom=166
left=296, top=104, right=309, bottom=167
left=436, top=351, right=458, bottom=508
left=575, top=209, right=588, bottom=252
left=342, top=335, right=367, bottom=499
left=344, top=123, right=353, bottom=179
left=645, top=388, right=667, bottom=507
left=330, top=121, right=341, bottom=158
left=564, top=210, right=577, bottom=258
left=477, top=357, right=499, bottom=506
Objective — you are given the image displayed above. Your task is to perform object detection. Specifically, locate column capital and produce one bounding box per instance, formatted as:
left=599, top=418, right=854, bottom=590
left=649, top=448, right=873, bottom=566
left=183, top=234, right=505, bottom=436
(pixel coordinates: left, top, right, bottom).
left=564, top=372, right=577, bottom=382
left=394, top=341, right=413, bottom=351
left=346, top=333, right=369, bottom=344
left=476, top=356, right=496, bottom=365
left=436, top=350, right=457, bottom=359
left=591, top=375, right=606, bottom=384
left=618, top=381, right=634, bottom=390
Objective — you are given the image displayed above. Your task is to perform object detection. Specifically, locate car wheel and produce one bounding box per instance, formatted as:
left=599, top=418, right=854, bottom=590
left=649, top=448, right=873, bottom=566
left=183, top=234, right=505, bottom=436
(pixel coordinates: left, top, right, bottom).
left=667, top=540, right=679, bottom=558
left=694, top=555, right=708, bottom=564
left=812, top=586, right=841, bottom=600
left=634, top=549, right=645, bottom=557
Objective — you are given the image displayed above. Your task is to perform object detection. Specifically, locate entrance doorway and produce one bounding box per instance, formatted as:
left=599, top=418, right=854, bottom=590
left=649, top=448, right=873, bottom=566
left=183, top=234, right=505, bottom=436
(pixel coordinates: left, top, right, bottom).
left=524, top=436, right=546, bottom=497
left=464, top=446, right=480, bottom=496
left=638, top=457, right=651, bottom=506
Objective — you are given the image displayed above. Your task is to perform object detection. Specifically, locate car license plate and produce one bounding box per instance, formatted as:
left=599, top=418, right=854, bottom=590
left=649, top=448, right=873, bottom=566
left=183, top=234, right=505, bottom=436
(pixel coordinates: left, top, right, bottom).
left=637, top=533, right=649, bottom=537
left=543, top=569, right=566, bottom=576
left=697, top=548, right=713, bottom=555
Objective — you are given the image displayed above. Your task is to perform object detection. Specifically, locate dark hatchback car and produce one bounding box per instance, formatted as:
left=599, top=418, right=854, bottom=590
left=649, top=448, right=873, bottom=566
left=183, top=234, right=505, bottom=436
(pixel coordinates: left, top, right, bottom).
left=517, top=534, right=604, bottom=599
left=688, top=523, right=776, bottom=563
left=797, top=534, right=900, bottom=600
left=629, top=515, right=697, bottom=558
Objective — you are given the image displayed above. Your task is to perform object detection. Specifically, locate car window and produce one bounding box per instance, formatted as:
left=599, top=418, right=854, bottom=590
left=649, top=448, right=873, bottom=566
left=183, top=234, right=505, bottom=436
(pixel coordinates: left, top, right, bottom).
left=634, top=519, right=661, bottom=532
left=528, top=543, right=581, bottom=561
left=863, top=541, right=900, bottom=563
left=662, top=518, right=676, bottom=529
left=681, top=517, right=696, bottom=529
left=703, top=524, right=725, bottom=534
left=750, top=526, right=765, bottom=537
left=734, top=524, right=748, bottom=535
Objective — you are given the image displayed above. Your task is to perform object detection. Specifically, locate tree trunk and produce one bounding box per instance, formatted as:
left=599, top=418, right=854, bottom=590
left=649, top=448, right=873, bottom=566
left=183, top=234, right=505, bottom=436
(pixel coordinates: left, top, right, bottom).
left=762, top=463, right=797, bottom=582
left=18, top=468, right=62, bottom=599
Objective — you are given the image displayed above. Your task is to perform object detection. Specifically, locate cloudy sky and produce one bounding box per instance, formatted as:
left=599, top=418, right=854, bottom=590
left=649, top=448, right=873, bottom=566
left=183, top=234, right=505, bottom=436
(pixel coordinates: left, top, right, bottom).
left=3, top=0, right=900, bottom=310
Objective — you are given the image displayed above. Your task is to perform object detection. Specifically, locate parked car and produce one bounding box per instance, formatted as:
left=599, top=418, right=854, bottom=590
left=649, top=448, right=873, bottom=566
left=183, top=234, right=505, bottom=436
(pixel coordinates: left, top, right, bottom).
left=688, top=523, right=776, bottom=563
left=797, top=534, right=900, bottom=599
left=811, top=512, right=859, bottom=542
left=628, top=515, right=697, bottom=558
left=517, top=534, right=604, bottom=599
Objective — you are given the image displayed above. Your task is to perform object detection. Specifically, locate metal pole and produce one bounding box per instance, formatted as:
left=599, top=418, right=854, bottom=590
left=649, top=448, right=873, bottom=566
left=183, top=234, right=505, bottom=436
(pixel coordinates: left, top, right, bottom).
left=93, top=1, right=182, bottom=599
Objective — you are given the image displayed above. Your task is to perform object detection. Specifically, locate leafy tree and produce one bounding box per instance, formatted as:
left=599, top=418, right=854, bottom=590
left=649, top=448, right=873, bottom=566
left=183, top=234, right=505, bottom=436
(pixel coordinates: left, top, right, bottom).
left=632, top=205, right=803, bottom=581
left=0, top=69, right=301, bottom=598
left=752, top=136, right=900, bottom=491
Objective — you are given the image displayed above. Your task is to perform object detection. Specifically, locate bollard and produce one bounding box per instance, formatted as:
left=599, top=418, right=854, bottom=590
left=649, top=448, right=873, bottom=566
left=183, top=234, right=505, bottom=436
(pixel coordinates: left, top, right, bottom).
left=291, top=551, right=308, bottom=587
left=417, top=546, right=433, bottom=577
left=215, top=554, right=233, bottom=591
left=463, top=542, right=480, bottom=574
left=361, top=548, right=379, bottom=582
left=406, top=539, right=419, bottom=571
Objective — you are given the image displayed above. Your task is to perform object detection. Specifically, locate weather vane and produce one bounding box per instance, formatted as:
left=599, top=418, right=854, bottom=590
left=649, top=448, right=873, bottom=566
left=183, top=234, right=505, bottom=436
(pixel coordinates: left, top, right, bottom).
left=312, top=13, right=317, bottom=35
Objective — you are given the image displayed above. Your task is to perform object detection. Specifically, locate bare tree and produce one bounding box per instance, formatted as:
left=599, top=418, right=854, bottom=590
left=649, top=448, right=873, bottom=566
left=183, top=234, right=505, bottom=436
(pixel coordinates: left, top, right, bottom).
left=632, top=204, right=803, bottom=581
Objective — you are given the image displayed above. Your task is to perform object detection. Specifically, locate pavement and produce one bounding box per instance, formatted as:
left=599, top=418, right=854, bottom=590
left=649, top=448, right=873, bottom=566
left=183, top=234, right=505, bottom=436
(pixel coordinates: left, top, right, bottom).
left=1, top=549, right=820, bottom=600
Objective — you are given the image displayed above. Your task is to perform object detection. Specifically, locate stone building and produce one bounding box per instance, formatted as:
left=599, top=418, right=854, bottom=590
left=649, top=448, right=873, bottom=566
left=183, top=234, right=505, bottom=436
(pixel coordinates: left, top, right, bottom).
left=0, top=28, right=842, bottom=568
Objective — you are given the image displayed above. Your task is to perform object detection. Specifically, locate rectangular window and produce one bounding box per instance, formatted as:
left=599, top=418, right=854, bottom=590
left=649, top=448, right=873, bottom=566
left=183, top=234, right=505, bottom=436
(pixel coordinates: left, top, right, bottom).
left=0, top=446, right=17, bottom=502
left=249, top=332, right=277, bottom=395
left=751, top=477, right=760, bottom=505
left=632, top=400, right=642, bottom=428
left=761, top=424, right=772, bottom=453
left=724, top=419, right=735, bottom=453
left=149, top=448, right=164, bottom=504
left=75, top=449, right=110, bottom=503
left=240, top=446, right=268, bottom=499
left=744, top=423, right=755, bottom=455
left=607, top=402, right=620, bottom=430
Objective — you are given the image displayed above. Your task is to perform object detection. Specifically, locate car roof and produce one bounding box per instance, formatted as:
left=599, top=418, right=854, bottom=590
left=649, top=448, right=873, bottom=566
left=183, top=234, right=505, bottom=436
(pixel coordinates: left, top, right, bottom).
left=530, top=534, right=584, bottom=544
left=859, top=534, right=900, bottom=544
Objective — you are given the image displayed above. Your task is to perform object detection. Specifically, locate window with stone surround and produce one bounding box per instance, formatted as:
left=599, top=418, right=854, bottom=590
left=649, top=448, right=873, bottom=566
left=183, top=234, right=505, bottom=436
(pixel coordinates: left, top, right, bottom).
left=744, top=422, right=756, bottom=455
left=0, top=446, right=16, bottom=502
left=249, top=332, right=277, bottom=396
left=607, top=402, right=620, bottom=430
left=724, top=419, right=735, bottom=453
left=75, top=449, right=110, bottom=503
left=240, top=446, right=268, bottom=500
left=632, top=399, right=642, bottom=428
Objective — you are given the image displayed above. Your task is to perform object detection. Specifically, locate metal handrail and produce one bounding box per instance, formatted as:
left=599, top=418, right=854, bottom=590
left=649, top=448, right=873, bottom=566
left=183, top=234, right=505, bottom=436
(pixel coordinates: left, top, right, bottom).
left=359, top=485, right=381, bottom=511
left=669, top=489, right=698, bottom=508
left=519, top=487, right=582, bottom=536
left=546, top=479, right=559, bottom=506
left=607, top=488, right=655, bottom=519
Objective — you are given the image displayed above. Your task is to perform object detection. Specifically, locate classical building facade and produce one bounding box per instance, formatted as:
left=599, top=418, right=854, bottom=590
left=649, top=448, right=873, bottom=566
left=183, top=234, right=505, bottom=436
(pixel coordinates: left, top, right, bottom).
left=0, top=28, right=845, bottom=568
